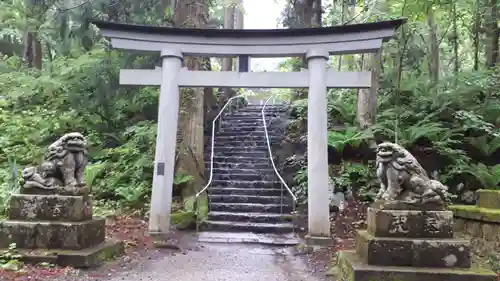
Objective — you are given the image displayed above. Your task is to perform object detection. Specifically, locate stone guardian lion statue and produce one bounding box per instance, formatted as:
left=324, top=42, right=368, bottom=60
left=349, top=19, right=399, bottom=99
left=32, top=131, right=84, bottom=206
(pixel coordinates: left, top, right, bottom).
left=21, top=132, right=88, bottom=193
left=375, top=142, right=449, bottom=206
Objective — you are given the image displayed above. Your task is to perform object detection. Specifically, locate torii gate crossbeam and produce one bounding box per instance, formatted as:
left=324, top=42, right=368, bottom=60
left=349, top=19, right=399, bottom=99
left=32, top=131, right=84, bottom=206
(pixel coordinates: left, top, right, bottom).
left=92, top=19, right=405, bottom=242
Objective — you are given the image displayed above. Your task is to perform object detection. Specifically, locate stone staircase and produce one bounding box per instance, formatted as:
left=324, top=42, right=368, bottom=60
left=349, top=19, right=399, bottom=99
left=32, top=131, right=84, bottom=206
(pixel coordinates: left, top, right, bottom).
left=202, top=104, right=295, bottom=236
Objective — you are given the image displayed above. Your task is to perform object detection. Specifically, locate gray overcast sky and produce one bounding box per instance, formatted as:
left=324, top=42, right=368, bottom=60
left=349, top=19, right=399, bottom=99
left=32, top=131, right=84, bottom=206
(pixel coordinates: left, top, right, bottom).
left=243, top=0, right=285, bottom=71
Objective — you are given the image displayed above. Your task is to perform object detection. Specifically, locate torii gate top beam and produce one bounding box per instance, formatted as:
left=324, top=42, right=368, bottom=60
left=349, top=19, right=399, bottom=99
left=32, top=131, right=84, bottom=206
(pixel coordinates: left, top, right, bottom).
left=91, top=19, right=406, bottom=57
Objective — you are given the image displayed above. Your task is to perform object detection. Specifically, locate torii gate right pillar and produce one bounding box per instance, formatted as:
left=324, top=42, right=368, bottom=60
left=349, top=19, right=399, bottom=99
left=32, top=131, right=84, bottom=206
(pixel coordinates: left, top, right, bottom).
left=306, top=49, right=331, bottom=239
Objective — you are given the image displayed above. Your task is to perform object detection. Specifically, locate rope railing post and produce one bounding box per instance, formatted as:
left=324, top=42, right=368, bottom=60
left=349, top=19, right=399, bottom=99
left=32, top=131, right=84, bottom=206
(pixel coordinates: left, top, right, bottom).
left=195, top=94, right=248, bottom=233
left=262, top=95, right=297, bottom=234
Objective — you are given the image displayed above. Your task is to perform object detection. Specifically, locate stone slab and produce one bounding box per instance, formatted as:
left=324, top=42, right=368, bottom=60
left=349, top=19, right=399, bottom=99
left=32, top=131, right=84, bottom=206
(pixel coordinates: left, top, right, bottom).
left=16, top=239, right=124, bottom=268
left=337, top=250, right=497, bottom=281
left=355, top=230, right=471, bottom=268
left=197, top=231, right=301, bottom=246
left=477, top=189, right=500, bottom=209
left=449, top=205, right=500, bottom=223
left=9, top=194, right=92, bottom=222
left=367, top=207, right=453, bottom=238
left=20, top=186, right=91, bottom=196
left=371, top=199, right=445, bottom=211
left=0, top=218, right=105, bottom=250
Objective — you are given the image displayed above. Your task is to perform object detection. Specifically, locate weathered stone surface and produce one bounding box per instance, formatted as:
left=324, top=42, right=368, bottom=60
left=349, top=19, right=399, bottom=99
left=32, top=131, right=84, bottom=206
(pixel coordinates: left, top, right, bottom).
left=372, top=199, right=445, bottom=211
left=477, top=189, right=500, bottom=209
left=20, top=185, right=90, bottom=196
left=356, top=230, right=471, bottom=268
left=9, top=194, right=92, bottom=221
left=367, top=207, right=453, bottom=238
left=337, top=250, right=497, bottom=281
left=0, top=219, right=105, bottom=250
left=450, top=204, right=500, bottom=223
left=15, top=239, right=124, bottom=268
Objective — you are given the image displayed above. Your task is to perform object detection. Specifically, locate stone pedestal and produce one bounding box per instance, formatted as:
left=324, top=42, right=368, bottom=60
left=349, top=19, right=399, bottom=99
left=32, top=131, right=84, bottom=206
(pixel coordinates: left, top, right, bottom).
left=0, top=189, right=123, bottom=268
left=337, top=202, right=497, bottom=281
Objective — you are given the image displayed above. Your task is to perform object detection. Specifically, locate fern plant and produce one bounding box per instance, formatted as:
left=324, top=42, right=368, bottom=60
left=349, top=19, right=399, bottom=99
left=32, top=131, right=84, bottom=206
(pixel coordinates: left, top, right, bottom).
left=327, top=127, right=373, bottom=153
left=460, top=163, right=500, bottom=190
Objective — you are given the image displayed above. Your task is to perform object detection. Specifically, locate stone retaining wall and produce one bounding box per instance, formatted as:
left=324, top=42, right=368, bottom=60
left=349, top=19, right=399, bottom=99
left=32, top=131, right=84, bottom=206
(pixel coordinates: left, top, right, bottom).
left=450, top=189, right=500, bottom=254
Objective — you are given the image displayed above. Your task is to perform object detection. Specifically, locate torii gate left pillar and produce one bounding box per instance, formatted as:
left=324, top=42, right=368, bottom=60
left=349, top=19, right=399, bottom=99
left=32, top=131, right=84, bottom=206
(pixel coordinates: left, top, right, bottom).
left=148, top=49, right=183, bottom=234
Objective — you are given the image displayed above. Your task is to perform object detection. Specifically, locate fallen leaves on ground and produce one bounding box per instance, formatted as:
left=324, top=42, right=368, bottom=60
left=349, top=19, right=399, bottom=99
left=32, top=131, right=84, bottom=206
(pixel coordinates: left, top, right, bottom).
left=306, top=199, right=369, bottom=275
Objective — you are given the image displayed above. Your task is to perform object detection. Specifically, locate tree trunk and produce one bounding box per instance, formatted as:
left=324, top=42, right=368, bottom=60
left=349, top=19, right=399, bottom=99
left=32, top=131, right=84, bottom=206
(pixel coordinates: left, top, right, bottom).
left=173, top=0, right=208, bottom=213
left=427, top=8, right=439, bottom=86
left=221, top=4, right=235, bottom=100
left=23, top=31, right=41, bottom=69
left=356, top=52, right=380, bottom=129
left=452, top=3, right=459, bottom=74
left=473, top=0, right=481, bottom=70
left=485, top=0, right=499, bottom=67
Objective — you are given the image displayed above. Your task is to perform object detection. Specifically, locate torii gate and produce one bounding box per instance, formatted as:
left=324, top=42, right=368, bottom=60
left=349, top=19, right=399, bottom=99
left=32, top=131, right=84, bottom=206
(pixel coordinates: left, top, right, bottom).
left=92, top=19, right=405, bottom=241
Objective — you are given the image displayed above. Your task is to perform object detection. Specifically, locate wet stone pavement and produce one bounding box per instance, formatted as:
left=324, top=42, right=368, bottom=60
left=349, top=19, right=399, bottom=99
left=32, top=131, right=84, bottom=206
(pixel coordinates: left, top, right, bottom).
left=106, top=243, right=326, bottom=281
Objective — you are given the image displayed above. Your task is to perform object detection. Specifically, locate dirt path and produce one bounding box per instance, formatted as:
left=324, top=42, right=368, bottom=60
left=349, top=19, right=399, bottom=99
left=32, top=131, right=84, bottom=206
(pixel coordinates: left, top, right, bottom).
left=103, top=243, right=325, bottom=281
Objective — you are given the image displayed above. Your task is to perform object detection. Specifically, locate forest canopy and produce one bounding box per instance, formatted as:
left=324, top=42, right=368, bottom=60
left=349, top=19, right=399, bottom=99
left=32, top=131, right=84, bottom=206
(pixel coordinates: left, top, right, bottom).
left=0, top=0, right=499, bottom=216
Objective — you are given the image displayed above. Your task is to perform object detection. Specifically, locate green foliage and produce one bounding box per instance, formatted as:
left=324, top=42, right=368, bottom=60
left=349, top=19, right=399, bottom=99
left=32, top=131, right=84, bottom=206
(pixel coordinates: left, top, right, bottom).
left=331, top=162, right=379, bottom=202
left=327, top=127, right=373, bottom=153
left=0, top=243, right=23, bottom=271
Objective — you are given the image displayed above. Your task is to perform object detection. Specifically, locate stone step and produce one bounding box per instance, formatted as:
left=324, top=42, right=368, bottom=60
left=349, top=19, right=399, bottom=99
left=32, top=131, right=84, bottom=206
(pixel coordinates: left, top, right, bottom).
left=209, top=187, right=283, bottom=196
left=238, top=108, right=288, bottom=113
left=206, top=167, right=275, bottom=175
left=201, top=220, right=294, bottom=234
left=212, top=173, right=277, bottom=181
left=209, top=194, right=286, bottom=204
left=219, top=126, right=265, bottom=132
left=221, top=120, right=265, bottom=126
left=214, top=135, right=280, bottom=141
left=205, top=156, right=271, bottom=163
left=207, top=211, right=293, bottom=223
left=213, top=139, right=277, bottom=146
left=211, top=146, right=270, bottom=153
left=216, top=131, right=279, bottom=137
left=211, top=162, right=272, bottom=170
left=210, top=202, right=292, bottom=213
left=207, top=151, right=269, bottom=158
left=225, top=115, right=279, bottom=121
left=210, top=180, right=281, bottom=188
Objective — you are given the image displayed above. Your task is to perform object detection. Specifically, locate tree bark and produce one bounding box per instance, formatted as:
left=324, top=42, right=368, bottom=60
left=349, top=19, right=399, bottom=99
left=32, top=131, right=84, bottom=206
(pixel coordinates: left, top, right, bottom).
left=427, top=8, right=439, bottom=86
left=172, top=0, right=208, bottom=212
left=473, top=0, right=481, bottom=70
left=356, top=52, right=380, bottom=143
left=452, top=3, right=459, bottom=74
left=485, top=0, right=499, bottom=67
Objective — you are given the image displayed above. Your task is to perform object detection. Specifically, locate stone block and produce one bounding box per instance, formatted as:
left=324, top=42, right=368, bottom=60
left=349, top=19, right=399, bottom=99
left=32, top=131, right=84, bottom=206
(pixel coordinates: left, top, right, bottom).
left=355, top=230, right=471, bottom=268
left=367, top=207, right=453, bottom=238
left=337, top=250, right=497, bottom=281
left=449, top=204, right=500, bottom=223
left=9, top=194, right=92, bottom=222
left=0, top=218, right=105, bottom=250
left=20, top=186, right=91, bottom=196
left=477, top=189, right=500, bottom=209
left=16, top=239, right=124, bottom=268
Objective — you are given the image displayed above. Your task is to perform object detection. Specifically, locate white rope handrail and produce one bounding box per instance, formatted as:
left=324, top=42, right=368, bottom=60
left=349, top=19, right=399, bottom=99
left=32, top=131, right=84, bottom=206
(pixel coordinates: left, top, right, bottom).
left=262, top=96, right=297, bottom=202
left=195, top=94, right=247, bottom=199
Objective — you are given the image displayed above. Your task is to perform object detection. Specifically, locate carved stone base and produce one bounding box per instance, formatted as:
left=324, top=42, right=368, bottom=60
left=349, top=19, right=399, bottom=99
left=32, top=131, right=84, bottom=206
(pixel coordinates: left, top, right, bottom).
left=355, top=230, right=471, bottom=268
left=337, top=250, right=496, bottom=281
left=9, top=194, right=92, bottom=221
left=367, top=207, right=453, bottom=238
left=0, top=218, right=105, bottom=250
left=13, top=239, right=124, bottom=268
